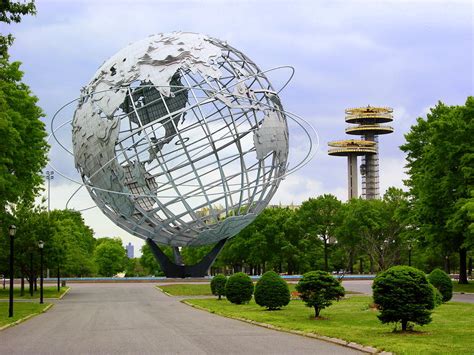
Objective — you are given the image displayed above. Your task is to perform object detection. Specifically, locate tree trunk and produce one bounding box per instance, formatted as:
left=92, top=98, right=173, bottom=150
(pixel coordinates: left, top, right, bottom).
left=401, top=319, right=408, bottom=331
left=324, top=238, right=328, bottom=271
left=29, top=253, right=34, bottom=295
left=445, top=255, right=450, bottom=274
left=20, top=276, right=24, bottom=297
left=459, top=248, right=468, bottom=284
left=349, top=249, right=354, bottom=274
left=314, top=306, right=320, bottom=318
left=29, top=275, right=33, bottom=296
left=469, top=257, right=473, bottom=277
left=359, top=257, right=363, bottom=274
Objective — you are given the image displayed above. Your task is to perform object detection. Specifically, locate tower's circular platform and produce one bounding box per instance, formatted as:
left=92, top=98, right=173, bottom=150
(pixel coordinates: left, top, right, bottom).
left=328, top=139, right=377, bottom=156
left=345, top=124, right=394, bottom=135
left=345, top=106, right=393, bottom=124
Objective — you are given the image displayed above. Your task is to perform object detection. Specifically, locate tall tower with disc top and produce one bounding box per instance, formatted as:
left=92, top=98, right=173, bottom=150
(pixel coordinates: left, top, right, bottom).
left=328, top=106, right=394, bottom=200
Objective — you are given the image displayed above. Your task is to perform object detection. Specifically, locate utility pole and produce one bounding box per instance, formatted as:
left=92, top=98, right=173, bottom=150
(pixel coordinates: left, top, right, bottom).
left=45, top=170, right=54, bottom=212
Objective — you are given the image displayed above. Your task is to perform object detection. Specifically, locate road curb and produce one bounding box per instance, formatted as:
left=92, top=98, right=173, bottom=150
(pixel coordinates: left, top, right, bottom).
left=43, top=286, right=71, bottom=300
left=155, top=286, right=172, bottom=297
left=181, top=300, right=391, bottom=354
left=58, top=287, right=71, bottom=299
left=0, top=303, right=53, bottom=331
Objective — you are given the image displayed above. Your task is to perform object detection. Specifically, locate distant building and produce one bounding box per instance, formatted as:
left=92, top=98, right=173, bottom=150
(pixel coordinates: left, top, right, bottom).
left=126, top=242, right=134, bottom=259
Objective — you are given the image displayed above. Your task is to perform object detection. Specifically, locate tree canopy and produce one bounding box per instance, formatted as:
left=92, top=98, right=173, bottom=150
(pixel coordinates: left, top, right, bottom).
left=0, top=0, right=37, bottom=57
left=401, top=97, right=474, bottom=283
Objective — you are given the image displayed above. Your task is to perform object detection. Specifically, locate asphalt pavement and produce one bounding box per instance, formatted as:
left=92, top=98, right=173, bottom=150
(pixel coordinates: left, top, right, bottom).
left=0, top=283, right=361, bottom=355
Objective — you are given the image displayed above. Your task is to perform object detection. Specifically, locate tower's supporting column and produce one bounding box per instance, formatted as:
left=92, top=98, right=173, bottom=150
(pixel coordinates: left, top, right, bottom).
left=347, top=154, right=358, bottom=199
left=363, top=134, right=380, bottom=199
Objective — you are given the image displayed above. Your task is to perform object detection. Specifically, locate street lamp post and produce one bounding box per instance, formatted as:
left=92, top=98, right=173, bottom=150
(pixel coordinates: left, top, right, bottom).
left=408, top=243, right=412, bottom=267
left=57, top=262, right=60, bottom=292
left=29, top=252, right=34, bottom=297
left=38, top=240, right=44, bottom=304
left=45, top=170, right=54, bottom=212
left=8, top=225, right=16, bottom=318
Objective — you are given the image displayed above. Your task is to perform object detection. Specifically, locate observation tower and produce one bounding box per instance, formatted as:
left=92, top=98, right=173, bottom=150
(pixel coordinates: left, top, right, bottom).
left=328, top=106, right=394, bottom=200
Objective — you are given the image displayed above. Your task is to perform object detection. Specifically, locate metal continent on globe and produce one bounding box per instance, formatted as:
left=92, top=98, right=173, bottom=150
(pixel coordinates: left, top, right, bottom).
left=72, top=32, right=289, bottom=247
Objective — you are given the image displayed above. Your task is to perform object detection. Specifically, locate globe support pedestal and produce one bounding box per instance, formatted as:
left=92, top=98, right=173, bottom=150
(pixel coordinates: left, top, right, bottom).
left=146, top=238, right=227, bottom=278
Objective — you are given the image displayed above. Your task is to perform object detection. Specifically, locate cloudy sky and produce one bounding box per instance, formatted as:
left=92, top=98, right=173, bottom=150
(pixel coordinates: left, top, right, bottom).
left=7, top=0, right=472, bottom=254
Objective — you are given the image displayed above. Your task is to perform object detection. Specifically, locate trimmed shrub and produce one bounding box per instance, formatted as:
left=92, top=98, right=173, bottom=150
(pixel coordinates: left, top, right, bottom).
left=428, top=268, right=453, bottom=302
left=254, top=271, right=290, bottom=310
left=373, top=266, right=435, bottom=331
left=296, top=270, right=345, bottom=318
left=431, top=284, right=443, bottom=307
left=210, top=274, right=227, bottom=300
left=225, top=272, right=254, bottom=304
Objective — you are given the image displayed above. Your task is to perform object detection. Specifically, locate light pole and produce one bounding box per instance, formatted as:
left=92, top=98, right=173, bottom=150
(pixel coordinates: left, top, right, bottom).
left=408, top=243, right=412, bottom=267
left=8, top=225, right=16, bottom=318
left=38, top=240, right=44, bottom=304
left=57, top=261, right=60, bottom=292
left=45, top=170, right=54, bottom=212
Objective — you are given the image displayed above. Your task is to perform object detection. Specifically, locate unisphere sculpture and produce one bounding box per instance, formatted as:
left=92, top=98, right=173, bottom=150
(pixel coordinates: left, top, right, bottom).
left=63, top=32, right=315, bottom=277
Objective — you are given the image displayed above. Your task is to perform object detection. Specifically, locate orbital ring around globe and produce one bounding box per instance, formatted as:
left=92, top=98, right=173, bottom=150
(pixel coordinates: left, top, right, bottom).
left=49, top=32, right=318, bottom=247
left=49, top=80, right=318, bottom=207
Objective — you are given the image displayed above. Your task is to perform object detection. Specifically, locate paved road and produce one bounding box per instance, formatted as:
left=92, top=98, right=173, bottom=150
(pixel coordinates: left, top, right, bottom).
left=0, top=283, right=360, bottom=355
left=343, top=280, right=474, bottom=304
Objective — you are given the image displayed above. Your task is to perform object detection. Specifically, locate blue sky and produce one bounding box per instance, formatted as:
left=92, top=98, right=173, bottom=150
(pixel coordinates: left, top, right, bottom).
left=6, top=0, right=473, bottom=252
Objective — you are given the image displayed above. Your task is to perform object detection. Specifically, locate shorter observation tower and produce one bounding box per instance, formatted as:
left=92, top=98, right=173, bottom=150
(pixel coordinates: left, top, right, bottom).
left=328, top=106, right=394, bottom=200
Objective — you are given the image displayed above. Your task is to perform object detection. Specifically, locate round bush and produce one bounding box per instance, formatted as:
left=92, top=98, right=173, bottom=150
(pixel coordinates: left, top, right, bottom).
left=210, top=274, right=227, bottom=300
left=373, top=266, right=435, bottom=331
left=225, top=272, right=254, bottom=304
left=296, top=270, right=345, bottom=318
left=431, top=284, right=443, bottom=307
left=254, top=271, right=290, bottom=310
left=428, top=268, right=453, bottom=302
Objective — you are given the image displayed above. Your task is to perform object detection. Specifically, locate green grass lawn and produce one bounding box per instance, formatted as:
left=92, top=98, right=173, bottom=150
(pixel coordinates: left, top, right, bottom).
left=158, top=283, right=301, bottom=296
left=186, top=296, right=474, bottom=354
left=158, top=284, right=213, bottom=296
left=158, top=283, right=359, bottom=297
left=452, top=281, right=474, bottom=293
left=0, top=302, right=51, bottom=328
left=0, top=286, right=69, bottom=299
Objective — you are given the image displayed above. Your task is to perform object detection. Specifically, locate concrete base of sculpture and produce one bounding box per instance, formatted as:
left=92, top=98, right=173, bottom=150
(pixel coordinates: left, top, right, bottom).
left=146, top=238, right=227, bottom=278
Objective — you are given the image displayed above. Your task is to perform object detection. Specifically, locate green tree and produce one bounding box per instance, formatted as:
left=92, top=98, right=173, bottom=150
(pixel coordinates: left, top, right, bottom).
left=401, top=98, right=474, bottom=283
left=336, top=190, right=408, bottom=273
left=49, top=209, right=96, bottom=277
left=140, top=244, right=168, bottom=276
left=225, top=272, right=254, bottom=304
left=0, top=58, right=48, bottom=216
left=298, top=195, right=342, bottom=271
left=254, top=271, right=290, bottom=310
left=124, top=258, right=147, bottom=277
left=428, top=268, right=453, bottom=302
left=93, top=238, right=126, bottom=277
left=296, top=270, right=345, bottom=318
left=373, top=266, right=435, bottom=331
left=210, top=274, right=227, bottom=300
left=0, top=0, right=36, bottom=57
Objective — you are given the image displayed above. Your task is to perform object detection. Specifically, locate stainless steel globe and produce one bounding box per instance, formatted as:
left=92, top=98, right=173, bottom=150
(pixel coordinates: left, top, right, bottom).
left=72, top=32, right=291, bottom=247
